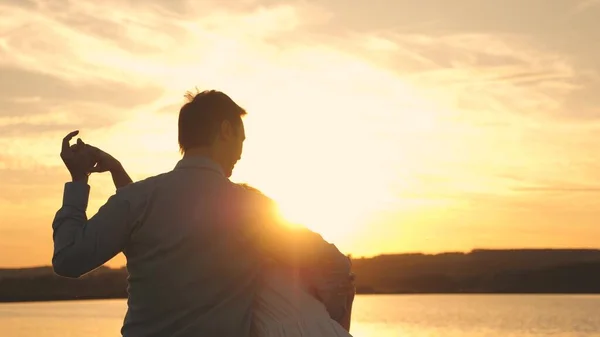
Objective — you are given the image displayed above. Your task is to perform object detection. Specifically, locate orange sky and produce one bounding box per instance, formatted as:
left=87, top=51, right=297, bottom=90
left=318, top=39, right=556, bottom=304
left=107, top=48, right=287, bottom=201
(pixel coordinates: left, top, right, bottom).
left=2, top=0, right=600, bottom=268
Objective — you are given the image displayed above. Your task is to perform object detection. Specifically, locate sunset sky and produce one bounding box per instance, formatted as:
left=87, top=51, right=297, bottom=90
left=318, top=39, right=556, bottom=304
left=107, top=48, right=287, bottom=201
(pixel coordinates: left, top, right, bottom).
left=2, top=0, right=600, bottom=268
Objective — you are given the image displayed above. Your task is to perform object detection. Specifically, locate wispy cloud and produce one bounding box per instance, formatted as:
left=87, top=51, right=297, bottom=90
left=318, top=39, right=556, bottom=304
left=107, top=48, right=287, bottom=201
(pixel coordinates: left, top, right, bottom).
left=512, top=186, right=600, bottom=192
left=571, top=0, right=600, bottom=15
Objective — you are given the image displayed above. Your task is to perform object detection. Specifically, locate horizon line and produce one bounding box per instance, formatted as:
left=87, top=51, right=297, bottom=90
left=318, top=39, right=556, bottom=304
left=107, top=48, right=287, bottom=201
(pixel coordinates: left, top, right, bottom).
left=3, top=247, right=600, bottom=270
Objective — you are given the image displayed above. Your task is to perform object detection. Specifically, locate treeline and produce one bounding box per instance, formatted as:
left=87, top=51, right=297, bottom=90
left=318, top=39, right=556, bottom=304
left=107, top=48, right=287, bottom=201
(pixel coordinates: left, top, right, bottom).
left=2, top=249, right=600, bottom=302
left=0, top=266, right=127, bottom=302
left=350, top=249, right=600, bottom=293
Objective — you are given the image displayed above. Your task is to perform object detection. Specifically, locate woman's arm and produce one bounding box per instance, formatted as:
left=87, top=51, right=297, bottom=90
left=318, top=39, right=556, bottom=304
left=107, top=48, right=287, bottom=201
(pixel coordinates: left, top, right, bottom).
left=311, top=254, right=354, bottom=329
left=337, top=272, right=356, bottom=331
left=83, top=144, right=133, bottom=189
left=110, top=164, right=133, bottom=189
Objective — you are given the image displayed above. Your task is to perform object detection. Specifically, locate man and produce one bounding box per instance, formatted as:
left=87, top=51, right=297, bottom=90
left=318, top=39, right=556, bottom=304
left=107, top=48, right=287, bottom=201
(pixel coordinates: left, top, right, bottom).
left=53, top=90, right=350, bottom=337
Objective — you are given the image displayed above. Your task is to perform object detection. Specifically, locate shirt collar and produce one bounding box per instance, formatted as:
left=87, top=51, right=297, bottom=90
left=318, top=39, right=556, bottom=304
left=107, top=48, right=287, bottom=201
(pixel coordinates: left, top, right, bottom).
left=174, top=156, right=224, bottom=176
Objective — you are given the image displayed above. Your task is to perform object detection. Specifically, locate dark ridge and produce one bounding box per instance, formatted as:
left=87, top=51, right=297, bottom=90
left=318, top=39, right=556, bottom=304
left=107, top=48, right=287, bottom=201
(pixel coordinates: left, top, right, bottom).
left=2, top=249, right=600, bottom=302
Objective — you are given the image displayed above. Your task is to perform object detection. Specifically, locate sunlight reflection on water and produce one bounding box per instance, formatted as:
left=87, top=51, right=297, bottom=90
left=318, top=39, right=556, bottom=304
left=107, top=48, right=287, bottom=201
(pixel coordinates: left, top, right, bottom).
left=1, top=295, right=600, bottom=337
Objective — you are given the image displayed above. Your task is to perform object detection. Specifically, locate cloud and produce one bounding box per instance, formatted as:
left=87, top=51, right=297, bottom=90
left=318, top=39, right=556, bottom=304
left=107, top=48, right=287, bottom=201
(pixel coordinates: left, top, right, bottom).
left=0, top=0, right=595, bottom=177
left=312, top=0, right=595, bottom=35
left=0, top=152, right=120, bottom=206
left=2, top=0, right=600, bottom=262
left=571, top=0, right=600, bottom=15
left=512, top=186, right=600, bottom=192
left=0, top=68, right=163, bottom=138
left=1, top=0, right=592, bottom=128
left=0, top=0, right=338, bottom=205
left=0, top=153, right=67, bottom=205
left=0, top=67, right=163, bottom=116
left=0, top=0, right=325, bottom=83
left=349, top=32, right=584, bottom=123
left=302, top=0, right=600, bottom=124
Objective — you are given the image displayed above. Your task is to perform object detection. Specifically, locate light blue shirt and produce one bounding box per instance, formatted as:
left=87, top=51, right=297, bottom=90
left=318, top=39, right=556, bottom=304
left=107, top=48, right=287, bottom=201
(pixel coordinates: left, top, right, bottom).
left=52, top=156, right=351, bottom=337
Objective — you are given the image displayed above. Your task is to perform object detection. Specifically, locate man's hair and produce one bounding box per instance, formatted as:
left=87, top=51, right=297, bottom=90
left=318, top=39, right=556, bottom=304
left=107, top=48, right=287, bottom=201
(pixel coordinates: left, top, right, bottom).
left=178, top=90, right=247, bottom=153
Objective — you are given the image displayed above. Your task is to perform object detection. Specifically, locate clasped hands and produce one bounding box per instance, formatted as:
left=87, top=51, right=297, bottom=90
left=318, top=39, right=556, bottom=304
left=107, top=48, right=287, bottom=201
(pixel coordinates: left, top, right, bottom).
left=60, top=130, right=123, bottom=183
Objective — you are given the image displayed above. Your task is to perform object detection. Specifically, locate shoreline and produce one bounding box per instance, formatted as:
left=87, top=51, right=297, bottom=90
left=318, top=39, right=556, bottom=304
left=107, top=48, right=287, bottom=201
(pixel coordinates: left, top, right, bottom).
left=2, top=292, right=600, bottom=304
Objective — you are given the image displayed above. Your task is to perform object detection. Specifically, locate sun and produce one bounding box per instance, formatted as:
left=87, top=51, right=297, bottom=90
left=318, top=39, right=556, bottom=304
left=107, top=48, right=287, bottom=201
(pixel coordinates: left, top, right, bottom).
left=226, top=82, right=448, bottom=247
left=250, top=167, right=394, bottom=245
left=230, top=135, right=403, bottom=245
left=274, top=195, right=371, bottom=243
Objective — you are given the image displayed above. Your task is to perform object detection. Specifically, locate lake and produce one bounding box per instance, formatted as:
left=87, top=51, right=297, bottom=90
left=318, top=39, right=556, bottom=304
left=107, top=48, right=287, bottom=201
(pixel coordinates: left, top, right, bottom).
left=1, top=295, right=599, bottom=336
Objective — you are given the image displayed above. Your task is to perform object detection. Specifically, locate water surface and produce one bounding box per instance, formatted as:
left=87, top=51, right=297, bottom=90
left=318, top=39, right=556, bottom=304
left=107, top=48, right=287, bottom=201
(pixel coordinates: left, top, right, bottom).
left=1, top=295, right=599, bottom=336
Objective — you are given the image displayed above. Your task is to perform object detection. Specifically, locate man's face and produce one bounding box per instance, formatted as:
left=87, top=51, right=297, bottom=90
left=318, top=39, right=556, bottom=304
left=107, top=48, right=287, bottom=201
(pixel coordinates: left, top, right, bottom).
left=222, top=120, right=245, bottom=177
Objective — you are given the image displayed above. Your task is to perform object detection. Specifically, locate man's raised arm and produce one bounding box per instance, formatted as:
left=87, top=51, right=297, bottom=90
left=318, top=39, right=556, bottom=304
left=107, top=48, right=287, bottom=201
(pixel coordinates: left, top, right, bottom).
left=52, top=182, right=132, bottom=278
left=52, top=131, right=134, bottom=278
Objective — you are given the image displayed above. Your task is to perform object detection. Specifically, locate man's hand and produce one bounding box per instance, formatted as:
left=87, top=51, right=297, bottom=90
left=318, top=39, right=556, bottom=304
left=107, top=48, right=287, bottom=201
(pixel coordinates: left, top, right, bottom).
left=60, top=130, right=95, bottom=183
left=86, top=145, right=123, bottom=174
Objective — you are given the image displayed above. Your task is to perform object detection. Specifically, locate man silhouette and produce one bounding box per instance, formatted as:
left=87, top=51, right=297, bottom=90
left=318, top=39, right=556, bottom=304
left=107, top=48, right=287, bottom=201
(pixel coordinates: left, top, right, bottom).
left=52, top=90, right=348, bottom=337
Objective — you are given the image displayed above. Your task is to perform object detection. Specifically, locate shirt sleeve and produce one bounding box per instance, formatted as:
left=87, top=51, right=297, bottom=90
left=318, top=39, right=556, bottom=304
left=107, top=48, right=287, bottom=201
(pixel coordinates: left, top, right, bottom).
left=311, top=253, right=354, bottom=323
left=51, top=181, right=133, bottom=278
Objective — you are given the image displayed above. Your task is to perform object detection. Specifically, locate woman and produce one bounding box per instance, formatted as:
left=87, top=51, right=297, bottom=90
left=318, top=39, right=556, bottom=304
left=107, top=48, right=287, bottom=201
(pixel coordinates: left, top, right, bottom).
left=238, top=184, right=355, bottom=337
left=84, top=144, right=355, bottom=336
left=251, top=261, right=354, bottom=337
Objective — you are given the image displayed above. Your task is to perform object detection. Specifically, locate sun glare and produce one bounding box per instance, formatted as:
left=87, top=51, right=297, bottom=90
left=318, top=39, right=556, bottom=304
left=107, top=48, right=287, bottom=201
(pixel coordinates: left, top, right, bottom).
left=244, top=160, right=401, bottom=244
left=224, top=76, right=454, bottom=246
left=275, top=194, right=374, bottom=242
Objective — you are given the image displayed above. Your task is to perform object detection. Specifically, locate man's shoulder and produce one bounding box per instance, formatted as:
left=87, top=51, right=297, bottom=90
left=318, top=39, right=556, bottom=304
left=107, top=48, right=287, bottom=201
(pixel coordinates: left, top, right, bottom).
left=114, top=172, right=170, bottom=199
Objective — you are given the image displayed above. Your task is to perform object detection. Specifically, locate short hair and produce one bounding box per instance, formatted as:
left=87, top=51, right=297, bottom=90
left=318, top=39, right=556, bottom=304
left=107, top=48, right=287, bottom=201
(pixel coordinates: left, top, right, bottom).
left=178, top=90, right=247, bottom=153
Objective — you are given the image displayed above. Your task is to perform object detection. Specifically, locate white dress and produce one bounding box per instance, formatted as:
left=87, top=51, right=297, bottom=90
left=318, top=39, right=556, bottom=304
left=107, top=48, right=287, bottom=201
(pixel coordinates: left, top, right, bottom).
left=251, top=266, right=353, bottom=337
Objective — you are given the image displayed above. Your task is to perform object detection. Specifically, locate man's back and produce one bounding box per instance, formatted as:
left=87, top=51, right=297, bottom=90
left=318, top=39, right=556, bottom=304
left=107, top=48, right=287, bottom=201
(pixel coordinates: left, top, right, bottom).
left=52, top=153, right=337, bottom=337
left=52, top=91, right=344, bottom=337
left=118, top=157, right=261, bottom=337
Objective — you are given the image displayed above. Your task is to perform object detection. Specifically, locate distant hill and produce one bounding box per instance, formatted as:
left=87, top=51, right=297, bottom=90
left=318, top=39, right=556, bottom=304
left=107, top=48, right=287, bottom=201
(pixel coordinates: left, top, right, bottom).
left=0, top=265, right=114, bottom=280
left=2, top=249, right=600, bottom=302
left=350, top=249, right=600, bottom=293
left=0, top=266, right=55, bottom=280
left=0, top=266, right=126, bottom=302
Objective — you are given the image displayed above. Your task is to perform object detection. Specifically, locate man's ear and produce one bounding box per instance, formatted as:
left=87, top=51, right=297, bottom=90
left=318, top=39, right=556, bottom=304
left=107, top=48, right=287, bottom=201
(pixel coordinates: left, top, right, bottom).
left=219, top=120, right=233, bottom=141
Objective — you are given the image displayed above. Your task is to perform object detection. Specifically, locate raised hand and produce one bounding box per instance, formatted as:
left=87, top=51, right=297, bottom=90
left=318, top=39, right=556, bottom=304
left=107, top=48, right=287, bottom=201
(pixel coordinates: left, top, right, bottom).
left=86, top=145, right=123, bottom=174
left=84, top=144, right=133, bottom=189
left=60, top=130, right=96, bottom=182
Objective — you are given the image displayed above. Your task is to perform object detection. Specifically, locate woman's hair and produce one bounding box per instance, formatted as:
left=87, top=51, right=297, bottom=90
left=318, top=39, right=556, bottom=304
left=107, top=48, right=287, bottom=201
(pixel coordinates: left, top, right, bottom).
left=237, top=183, right=263, bottom=194
left=237, top=183, right=283, bottom=222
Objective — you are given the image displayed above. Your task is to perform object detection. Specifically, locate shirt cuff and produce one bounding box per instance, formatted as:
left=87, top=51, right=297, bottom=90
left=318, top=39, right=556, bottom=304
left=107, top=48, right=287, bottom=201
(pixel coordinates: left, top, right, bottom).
left=63, top=181, right=91, bottom=210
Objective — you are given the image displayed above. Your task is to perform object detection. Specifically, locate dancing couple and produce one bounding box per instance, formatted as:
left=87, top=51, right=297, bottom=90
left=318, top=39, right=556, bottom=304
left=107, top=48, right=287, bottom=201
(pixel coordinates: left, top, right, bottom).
left=52, top=90, right=355, bottom=337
